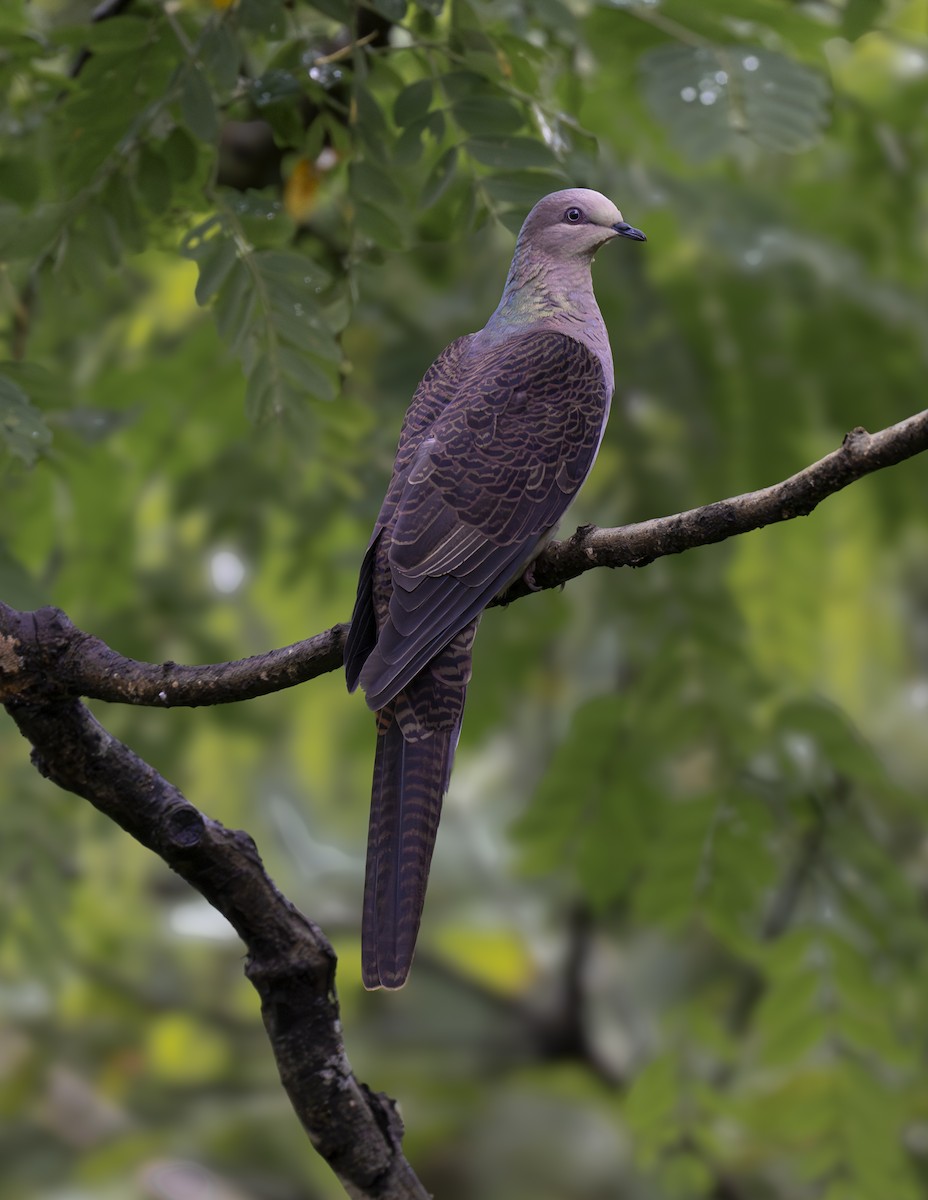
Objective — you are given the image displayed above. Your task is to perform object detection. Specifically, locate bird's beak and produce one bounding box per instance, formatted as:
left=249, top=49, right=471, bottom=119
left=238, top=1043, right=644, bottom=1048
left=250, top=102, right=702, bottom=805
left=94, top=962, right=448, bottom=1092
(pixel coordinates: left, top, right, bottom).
left=613, top=221, right=647, bottom=242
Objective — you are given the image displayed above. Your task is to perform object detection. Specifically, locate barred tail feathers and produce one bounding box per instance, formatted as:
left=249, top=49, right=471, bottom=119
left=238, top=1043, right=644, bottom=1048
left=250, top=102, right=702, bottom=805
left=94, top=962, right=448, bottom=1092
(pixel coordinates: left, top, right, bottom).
left=361, top=702, right=461, bottom=989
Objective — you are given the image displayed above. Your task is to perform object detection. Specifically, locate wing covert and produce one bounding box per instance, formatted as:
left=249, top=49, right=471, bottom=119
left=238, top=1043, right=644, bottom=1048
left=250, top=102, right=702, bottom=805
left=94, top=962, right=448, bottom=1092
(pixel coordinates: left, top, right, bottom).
left=345, top=333, right=474, bottom=690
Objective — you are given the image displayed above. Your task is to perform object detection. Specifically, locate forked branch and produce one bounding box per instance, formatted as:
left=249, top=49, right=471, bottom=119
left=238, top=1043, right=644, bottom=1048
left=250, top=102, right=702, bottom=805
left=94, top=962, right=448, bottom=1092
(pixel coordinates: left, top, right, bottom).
left=2, top=660, right=429, bottom=1200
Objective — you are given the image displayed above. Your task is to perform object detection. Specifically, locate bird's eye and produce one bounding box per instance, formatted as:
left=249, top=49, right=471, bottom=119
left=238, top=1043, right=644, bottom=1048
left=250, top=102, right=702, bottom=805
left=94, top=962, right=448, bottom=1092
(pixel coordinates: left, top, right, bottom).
left=564, top=207, right=583, bottom=223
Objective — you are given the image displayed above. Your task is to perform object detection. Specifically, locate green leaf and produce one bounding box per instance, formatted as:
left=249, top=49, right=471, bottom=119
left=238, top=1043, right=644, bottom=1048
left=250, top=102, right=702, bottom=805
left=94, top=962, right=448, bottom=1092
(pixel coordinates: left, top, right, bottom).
left=0, top=363, right=66, bottom=412
left=773, top=697, right=892, bottom=794
left=50, top=407, right=133, bottom=444
left=180, top=66, right=220, bottom=144
left=0, top=543, right=43, bottom=608
left=237, top=0, right=287, bottom=36
left=0, top=154, right=40, bottom=205
left=55, top=15, right=155, bottom=52
left=842, top=0, right=883, bottom=39
left=267, top=303, right=338, bottom=360
left=394, top=108, right=446, bottom=167
left=356, top=201, right=405, bottom=248
left=309, top=0, right=351, bottom=18
left=251, top=69, right=303, bottom=108
left=394, top=79, right=433, bottom=127
left=0, top=0, right=26, bottom=35
left=136, top=145, right=172, bottom=214
left=277, top=347, right=337, bottom=400
left=180, top=214, right=223, bottom=260
left=349, top=160, right=406, bottom=210
left=482, top=169, right=569, bottom=208
left=201, top=22, right=242, bottom=93
left=244, top=354, right=274, bottom=422
left=497, top=209, right=525, bottom=235
left=442, top=69, right=485, bottom=102
left=453, top=95, right=525, bottom=136
left=468, top=136, right=557, bottom=169
left=516, top=696, right=664, bottom=908
left=100, top=175, right=145, bottom=252
left=213, top=262, right=256, bottom=350
left=162, top=125, right=200, bottom=182
left=0, top=204, right=57, bottom=260
left=641, top=44, right=830, bottom=161
left=368, top=0, right=407, bottom=18
left=0, top=373, right=52, bottom=465
left=421, top=146, right=458, bottom=207
left=194, top=235, right=239, bottom=306
left=253, top=249, right=331, bottom=290
left=355, top=86, right=392, bottom=163
left=80, top=206, right=121, bottom=268
left=394, top=117, right=430, bottom=166
left=495, top=34, right=544, bottom=92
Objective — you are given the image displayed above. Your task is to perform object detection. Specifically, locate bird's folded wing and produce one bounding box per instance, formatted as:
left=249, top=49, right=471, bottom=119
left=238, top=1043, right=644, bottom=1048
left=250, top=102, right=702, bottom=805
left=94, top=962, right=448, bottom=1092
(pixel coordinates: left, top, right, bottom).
left=359, top=330, right=609, bottom=708
left=345, top=335, right=474, bottom=690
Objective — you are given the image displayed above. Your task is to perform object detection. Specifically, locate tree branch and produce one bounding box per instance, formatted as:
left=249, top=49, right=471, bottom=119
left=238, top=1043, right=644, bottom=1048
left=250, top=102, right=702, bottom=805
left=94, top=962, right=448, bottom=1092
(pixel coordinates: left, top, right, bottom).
left=2, top=410, right=924, bottom=710
left=500, top=409, right=928, bottom=601
left=0, top=603, right=346, bottom=708
left=1, top=621, right=429, bottom=1199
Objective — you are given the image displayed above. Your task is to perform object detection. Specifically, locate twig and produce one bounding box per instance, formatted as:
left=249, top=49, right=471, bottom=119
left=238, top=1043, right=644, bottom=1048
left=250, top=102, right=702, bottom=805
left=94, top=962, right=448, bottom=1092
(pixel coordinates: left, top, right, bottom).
left=314, top=30, right=380, bottom=66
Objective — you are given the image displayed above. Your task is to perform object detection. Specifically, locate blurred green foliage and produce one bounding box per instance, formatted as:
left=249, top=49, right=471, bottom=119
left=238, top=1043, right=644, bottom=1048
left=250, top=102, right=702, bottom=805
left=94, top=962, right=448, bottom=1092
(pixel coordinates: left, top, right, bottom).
left=1, top=0, right=928, bottom=1197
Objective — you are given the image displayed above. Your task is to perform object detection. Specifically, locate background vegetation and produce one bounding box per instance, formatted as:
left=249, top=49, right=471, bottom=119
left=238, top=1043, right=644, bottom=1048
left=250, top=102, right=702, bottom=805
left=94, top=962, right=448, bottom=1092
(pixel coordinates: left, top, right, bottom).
left=2, top=0, right=927, bottom=1197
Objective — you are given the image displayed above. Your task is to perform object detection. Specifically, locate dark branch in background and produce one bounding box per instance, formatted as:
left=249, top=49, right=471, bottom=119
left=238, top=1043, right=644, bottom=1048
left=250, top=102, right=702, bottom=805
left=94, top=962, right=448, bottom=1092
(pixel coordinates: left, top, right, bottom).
left=1, top=628, right=429, bottom=1200
left=5, top=411, right=924, bottom=709
left=417, top=902, right=622, bottom=1087
left=727, top=785, right=834, bottom=1035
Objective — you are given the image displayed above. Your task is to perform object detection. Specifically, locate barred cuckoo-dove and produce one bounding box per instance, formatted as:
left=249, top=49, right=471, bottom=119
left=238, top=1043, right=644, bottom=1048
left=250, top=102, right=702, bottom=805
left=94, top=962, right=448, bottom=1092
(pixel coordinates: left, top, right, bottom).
left=345, top=188, right=646, bottom=988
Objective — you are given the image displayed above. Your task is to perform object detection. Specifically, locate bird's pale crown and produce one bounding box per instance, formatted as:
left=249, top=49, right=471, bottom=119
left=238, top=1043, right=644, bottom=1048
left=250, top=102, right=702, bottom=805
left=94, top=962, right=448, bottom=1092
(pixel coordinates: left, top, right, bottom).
left=515, top=188, right=645, bottom=261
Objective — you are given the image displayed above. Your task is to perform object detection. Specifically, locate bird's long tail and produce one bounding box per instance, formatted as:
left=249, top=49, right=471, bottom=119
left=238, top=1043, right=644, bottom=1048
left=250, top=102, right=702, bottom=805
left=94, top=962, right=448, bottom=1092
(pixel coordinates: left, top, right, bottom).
left=361, top=621, right=475, bottom=990
left=361, top=703, right=461, bottom=989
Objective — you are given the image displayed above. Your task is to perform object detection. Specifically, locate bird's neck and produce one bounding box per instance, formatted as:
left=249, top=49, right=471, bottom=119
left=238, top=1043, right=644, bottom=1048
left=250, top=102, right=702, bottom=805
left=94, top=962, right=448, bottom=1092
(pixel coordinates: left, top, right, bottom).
left=490, top=245, right=598, bottom=326
left=481, top=247, right=614, bottom=392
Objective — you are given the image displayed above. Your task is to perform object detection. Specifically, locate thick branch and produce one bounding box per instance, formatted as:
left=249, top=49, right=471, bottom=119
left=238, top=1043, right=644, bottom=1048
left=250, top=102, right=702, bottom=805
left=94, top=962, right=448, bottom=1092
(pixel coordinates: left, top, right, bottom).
left=2, top=629, right=428, bottom=1199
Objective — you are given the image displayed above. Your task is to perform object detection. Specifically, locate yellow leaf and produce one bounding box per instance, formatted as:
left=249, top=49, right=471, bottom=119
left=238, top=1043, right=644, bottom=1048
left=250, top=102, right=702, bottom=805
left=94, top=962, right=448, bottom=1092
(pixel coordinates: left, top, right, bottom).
left=145, top=1014, right=227, bottom=1083
left=284, top=157, right=321, bottom=223
left=435, top=925, right=533, bottom=992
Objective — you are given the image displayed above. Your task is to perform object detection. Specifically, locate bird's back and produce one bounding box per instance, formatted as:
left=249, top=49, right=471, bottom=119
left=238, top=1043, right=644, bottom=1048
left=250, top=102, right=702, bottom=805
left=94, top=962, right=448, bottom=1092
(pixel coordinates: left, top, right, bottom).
left=349, top=328, right=611, bottom=711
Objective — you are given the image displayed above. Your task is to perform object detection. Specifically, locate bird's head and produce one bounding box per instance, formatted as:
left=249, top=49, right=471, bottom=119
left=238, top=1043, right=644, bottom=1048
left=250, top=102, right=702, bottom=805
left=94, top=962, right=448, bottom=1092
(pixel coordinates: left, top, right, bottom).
left=517, top=188, right=646, bottom=262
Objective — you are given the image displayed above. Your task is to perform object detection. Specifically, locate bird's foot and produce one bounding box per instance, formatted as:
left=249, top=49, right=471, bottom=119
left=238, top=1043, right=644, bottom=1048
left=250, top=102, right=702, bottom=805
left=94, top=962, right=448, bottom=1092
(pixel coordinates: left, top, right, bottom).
left=522, top=562, right=543, bottom=592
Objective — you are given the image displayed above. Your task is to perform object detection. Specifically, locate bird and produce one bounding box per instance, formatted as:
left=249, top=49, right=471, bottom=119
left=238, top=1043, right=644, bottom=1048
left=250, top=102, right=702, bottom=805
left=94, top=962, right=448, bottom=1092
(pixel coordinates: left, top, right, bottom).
left=345, top=188, right=646, bottom=989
